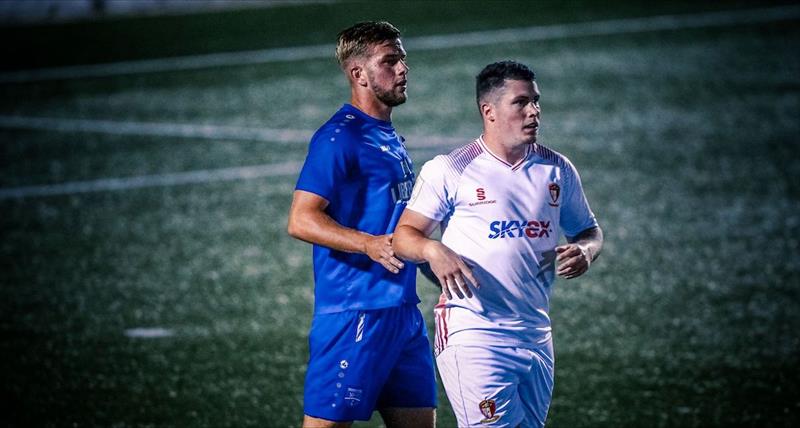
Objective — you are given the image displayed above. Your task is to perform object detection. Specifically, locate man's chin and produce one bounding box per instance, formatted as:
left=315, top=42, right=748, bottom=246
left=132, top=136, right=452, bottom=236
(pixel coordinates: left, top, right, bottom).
left=383, top=95, right=407, bottom=107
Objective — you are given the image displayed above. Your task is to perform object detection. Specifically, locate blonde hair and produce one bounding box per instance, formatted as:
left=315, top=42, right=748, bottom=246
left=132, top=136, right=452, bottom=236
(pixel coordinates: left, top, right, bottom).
left=335, top=21, right=401, bottom=67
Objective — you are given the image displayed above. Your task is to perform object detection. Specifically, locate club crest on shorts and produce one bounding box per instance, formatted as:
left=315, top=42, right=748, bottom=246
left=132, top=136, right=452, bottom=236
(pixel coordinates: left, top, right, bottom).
left=479, top=398, right=500, bottom=423
left=548, top=183, right=560, bottom=207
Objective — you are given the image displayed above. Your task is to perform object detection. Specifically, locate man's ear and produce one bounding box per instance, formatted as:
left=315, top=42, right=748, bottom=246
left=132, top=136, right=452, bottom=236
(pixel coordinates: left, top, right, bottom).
left=349, top=63, right=368, bottom=88
left=480, top=101, right=495, bottom=122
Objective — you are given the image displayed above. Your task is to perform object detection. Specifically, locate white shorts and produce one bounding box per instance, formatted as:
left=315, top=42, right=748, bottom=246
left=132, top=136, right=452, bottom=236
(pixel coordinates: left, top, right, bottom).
left=436, top=340, right=554, bottom=428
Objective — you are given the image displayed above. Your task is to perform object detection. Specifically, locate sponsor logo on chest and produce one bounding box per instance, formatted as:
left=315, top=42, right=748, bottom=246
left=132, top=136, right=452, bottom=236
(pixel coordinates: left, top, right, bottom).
left=488, top=219, right=552, bottom=239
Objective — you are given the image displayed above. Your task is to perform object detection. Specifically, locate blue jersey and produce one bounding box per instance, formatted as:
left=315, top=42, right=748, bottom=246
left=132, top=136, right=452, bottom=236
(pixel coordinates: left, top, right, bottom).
left=295, top=104, right=419, bottom=314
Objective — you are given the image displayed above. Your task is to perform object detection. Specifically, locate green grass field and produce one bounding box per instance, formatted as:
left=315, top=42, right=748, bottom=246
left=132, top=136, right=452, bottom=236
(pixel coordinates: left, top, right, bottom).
left=2, top=1, right=799, bottom=426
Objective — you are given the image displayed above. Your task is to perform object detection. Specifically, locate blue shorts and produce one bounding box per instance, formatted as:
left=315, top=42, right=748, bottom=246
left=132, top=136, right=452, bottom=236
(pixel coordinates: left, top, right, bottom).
left=303, top=303, right=437, bottom=422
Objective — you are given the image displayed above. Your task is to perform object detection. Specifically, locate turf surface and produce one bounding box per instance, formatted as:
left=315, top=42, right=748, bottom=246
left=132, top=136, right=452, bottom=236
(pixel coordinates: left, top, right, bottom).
left=1, top=1, right=799, bottom=427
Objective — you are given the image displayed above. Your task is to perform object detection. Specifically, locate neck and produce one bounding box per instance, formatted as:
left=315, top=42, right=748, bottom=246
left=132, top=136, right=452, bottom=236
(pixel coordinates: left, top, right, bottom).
left=482, top=131, right=530, bottom=166
left=350, top=90, right=392, bottom=122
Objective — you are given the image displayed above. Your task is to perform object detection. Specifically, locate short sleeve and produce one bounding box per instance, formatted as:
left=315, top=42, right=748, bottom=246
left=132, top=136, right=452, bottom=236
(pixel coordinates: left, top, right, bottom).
left=406, top=157, right=455, bottom=222
left=295, top=128, right=356, bottom=201
left=560, top=159, right=598, bottom=238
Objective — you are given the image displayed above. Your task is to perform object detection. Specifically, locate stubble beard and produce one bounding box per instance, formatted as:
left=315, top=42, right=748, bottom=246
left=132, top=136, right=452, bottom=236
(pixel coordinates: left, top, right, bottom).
left=375, top=86, right=406, bottom=107
left=370, top=78, right=407, bottom=107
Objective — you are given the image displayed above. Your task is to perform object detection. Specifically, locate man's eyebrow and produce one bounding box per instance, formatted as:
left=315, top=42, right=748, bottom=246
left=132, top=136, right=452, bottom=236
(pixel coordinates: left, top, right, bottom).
left=381, top=52, right=406, bottom=60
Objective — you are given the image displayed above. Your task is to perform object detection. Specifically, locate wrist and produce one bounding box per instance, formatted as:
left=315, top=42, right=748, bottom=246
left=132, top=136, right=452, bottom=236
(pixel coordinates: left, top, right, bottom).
left=580, top=244, right=593, bottom=265
left=421, top=240, right=440, bottom=262
left=358, top=232, right=373, bottom=255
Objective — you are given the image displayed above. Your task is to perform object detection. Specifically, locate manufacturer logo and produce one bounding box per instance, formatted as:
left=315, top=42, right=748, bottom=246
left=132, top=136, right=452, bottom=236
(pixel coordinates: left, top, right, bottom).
left=488, top=220, right=552, bottom=239
left=479, top=398, right=500, bottom=423
left=469, top=187, right=496, bottom=206
left=355, top=312, right=366, bottom=342
left=548, top=183, right=560, bottom=207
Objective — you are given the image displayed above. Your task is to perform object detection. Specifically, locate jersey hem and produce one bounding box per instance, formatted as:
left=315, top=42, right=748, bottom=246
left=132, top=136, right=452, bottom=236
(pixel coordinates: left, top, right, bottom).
left=446, top=330, right=552, bottom=350
left=313, top=298, right=421, bottom=315
left=294, top=184, right=332, bottom=203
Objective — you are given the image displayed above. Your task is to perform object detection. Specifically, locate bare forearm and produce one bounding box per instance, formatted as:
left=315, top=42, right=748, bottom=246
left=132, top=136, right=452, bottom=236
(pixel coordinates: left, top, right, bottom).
left=393, top=224, right=436, bottom=263
left=288, top=209, right=370, bottom=254
left=568, top=226, right=604, bottom=262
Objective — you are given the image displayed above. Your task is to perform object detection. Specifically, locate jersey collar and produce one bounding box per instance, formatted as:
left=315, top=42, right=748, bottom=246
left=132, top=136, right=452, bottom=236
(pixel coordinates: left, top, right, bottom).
left=477, top=135, right=532, bottom=171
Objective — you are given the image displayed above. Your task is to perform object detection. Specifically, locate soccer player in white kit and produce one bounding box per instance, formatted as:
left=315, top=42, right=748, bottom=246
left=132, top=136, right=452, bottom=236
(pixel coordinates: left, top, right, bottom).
left=393, top=61, right=604, bottom=427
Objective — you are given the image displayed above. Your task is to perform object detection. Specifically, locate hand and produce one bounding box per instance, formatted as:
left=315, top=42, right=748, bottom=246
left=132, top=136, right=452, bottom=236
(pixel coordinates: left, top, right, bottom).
left=423, top=241, right=479, bottom=299
left=556, top=244, right=591, bottom=279
left=365, top=234, right=405, bottom=274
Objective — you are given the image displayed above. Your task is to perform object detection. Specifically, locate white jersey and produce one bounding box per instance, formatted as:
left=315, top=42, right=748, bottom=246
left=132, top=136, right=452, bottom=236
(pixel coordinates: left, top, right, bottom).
left=407, top=136, right=598, bottom=351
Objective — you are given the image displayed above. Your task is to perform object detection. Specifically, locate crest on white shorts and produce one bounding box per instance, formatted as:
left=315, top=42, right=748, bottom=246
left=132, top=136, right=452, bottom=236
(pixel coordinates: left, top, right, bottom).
left=479, top=398, right=500, bottom=423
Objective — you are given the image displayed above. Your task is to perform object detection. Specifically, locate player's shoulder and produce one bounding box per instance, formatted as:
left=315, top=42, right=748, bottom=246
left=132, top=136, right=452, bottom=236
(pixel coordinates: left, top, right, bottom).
left=311, top=107, right=365, bottom=146
left=426, top=138, right=485, bottom=177
left=532, top=142, right=577, bottom=171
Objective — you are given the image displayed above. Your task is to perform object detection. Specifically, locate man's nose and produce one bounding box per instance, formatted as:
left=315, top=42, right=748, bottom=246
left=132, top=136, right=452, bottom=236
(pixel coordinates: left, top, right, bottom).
left=527, top=102, right=540, bottom=117
left=398, top=60, right=409, bottom=76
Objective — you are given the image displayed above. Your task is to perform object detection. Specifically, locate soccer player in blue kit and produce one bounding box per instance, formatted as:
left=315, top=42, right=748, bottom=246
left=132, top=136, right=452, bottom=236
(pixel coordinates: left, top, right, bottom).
left=393, top=61, right=604, bottom=427
left=287, top=22, right=436, bottom=428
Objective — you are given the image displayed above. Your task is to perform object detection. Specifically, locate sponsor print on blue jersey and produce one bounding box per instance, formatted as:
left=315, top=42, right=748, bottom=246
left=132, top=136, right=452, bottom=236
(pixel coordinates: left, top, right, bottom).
left=488, top=220, right=553, bottom=239
left=390, top=156, right=414, bottom=203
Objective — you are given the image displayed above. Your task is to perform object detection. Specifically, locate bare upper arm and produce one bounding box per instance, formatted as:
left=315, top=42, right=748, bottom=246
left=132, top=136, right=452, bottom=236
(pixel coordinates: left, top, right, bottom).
left=396, top=208, right=440, bottom=237
left=288, top=190, right=330, bottom=236
left=566, top=225, right=603, bottom=243
left=290, top=190, right=329, bottom=214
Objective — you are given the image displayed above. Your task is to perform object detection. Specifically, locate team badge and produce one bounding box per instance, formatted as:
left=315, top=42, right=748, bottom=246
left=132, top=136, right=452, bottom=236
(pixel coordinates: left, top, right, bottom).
left=479, top=398, right=500, bottom=423
left=548, top=183, right=560, bottom=207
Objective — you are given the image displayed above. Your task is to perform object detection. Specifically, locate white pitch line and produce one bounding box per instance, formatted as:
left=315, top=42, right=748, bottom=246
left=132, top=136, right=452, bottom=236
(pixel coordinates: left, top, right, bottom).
left=0, top=115, right=469, bottom=148
left=0, top=161, right=303, bottom=200
left=1, top=5, right=798, bottom=83
left=124, top=327, right=174, bottom=339
left=0, top=115, right=312, bottom=143
left=0, top=116, right=470, bottom=200
left=0, top=115, right=467, bottom=200
left=406, top=5, right=800, bottom=50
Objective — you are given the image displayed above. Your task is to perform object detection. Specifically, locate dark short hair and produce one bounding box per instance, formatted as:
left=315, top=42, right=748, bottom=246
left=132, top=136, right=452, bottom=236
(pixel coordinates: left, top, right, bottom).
left=336, top=21, right=401, bottom=66
left=476, top=61, right=536, bottom=106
